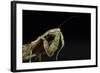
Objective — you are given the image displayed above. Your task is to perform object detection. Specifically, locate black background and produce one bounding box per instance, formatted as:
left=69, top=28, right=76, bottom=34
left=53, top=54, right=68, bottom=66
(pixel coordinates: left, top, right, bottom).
left=23, top=10, right=91, bottom=61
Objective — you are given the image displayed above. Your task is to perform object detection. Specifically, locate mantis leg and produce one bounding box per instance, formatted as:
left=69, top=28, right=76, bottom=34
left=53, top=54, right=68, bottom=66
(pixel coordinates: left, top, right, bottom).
left=43, top=32, right=60, bottom=57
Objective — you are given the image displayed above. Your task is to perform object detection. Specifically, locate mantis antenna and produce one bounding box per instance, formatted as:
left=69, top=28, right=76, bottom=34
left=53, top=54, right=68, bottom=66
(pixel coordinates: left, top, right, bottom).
left=58, top=16, right=77, bottom=28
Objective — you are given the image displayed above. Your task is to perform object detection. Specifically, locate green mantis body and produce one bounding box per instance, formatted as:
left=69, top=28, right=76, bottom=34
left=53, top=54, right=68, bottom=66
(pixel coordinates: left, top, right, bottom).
left=22, top=28, right=64, bottom=62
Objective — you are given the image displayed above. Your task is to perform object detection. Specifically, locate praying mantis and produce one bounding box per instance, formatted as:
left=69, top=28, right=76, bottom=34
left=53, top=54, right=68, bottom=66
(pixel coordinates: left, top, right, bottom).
left=22, top=16, right=76, bottom=62
left=22, top=28, right=64, bottom=62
